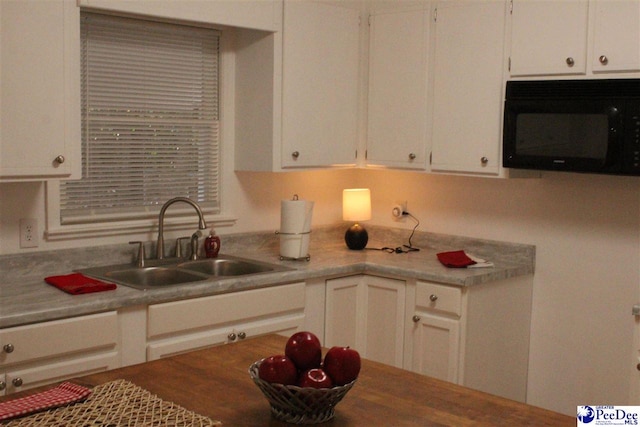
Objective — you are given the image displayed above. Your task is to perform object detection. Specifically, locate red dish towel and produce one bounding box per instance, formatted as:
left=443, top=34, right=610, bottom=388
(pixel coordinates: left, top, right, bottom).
left=0, top=382, right=92, bottom=421
left=436, top=250, right=477, bottom=268
left=45, top=273, right=116, bottom=295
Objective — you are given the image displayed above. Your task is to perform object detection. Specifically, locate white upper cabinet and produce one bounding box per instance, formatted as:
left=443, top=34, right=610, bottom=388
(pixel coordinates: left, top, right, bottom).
left=77, top=0, right=282, bottom=31
left=0, top=0, right=81, bottom=181
left=510, top=0, right=640, bottom=77
left=510, top=0, right=589, bottom=77
left=429, top=1, right=507, bottom=176
left=591, top=0, right=640, bottom=74
left=280, top=0, right=359, bottom=168
left=366, top=5, right=431, bottom=170
left=235, top=0, right=360, bottom=171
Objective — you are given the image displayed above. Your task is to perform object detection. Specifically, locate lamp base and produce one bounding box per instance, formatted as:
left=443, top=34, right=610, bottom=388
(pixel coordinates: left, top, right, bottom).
left=345, top=223, right=368, bottom=250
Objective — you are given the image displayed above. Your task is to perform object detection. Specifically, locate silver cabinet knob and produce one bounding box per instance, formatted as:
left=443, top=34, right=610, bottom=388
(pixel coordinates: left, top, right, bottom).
left=54, top=155, right=65, bottom=164
left=0, top=381, right=5, bottom=391
left=227, top=333, right=237, bottom=341
left=481, top=156, right=489, bottom=165
left=599, top=55, right=608, bottom=65
left=3, top=344, right=14, bottom=354
left=566, top=57, right=575, bottom=67
left=238, top=331, right=247, bottom=340
left=409, top=153, right=416, bottom=160
left=291, top=151, right=300, bottom=159
left=429, top=294, right=438, bottom=302
left=12, top=378, right=23, bottom=387
left=412, top=315, right=421, bottom=323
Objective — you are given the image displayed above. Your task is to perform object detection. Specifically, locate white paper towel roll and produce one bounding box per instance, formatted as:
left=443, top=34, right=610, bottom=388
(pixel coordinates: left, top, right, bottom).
left=280, top=198, right=314, bottom=259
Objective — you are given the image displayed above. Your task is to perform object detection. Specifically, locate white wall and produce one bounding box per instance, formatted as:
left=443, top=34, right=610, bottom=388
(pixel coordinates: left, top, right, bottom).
left=1, top=167, right=638, bottom=415
left=361, top=168, right=640, bottom=415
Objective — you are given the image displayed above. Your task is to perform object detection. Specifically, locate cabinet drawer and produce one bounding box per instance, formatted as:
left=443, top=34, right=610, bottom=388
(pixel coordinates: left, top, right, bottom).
left=415, top=282, right=462, bottom=317
left=5, top=352, right=118, bottom=394
left=0, top=312, right=118, bottom=367
left=148, top=282, right=306, bottom=339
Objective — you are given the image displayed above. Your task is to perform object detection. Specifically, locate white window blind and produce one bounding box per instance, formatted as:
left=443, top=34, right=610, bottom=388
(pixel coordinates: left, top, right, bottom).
left=61, top=12, right=220, bottom=224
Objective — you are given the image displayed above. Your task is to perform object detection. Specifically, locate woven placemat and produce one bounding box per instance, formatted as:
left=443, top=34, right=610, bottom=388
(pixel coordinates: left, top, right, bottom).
left=2, top=379, right=222, bottom=426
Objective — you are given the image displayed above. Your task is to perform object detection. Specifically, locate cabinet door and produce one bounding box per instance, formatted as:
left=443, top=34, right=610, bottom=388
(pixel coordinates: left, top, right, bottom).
left=592, top=0, right=640, bottom=73
left=147, top=315, right=304, bottom=360
left=281, top=0, right=359, bottom=168
left=510, top=0, right=588, bottom=76
left=147, top=282, right=306, bottom=360
left=409, top=311, right=460, bottom=383
left=430, top=1, right=506, bottom=175
left=0, top=0, right=80, bottom=180
left=325, top=276, right=405, bottom=368
left=367, top=7, right=430, bottom=169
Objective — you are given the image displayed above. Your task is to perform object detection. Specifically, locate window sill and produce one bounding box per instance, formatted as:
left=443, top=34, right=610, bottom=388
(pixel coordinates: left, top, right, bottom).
left=45, top=215, right=237, bottom=241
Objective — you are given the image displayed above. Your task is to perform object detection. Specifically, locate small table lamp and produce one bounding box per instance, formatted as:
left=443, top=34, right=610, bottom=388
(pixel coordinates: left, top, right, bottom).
left=343, top=188, right=371, bottom=250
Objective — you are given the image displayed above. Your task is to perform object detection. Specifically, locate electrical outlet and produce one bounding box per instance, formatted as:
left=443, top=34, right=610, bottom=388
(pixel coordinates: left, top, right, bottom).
left=392, top=201, right=408, bottom=219
left=20, top=218, right=38, bottom=248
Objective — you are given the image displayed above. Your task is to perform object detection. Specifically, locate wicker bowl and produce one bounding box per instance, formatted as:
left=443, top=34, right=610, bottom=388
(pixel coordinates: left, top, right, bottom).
left=249, top=359, right=356, bottom=424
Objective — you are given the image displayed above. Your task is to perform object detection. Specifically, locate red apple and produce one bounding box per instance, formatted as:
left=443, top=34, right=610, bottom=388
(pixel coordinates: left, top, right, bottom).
left=285, top=331, right=322, bottom=371
left=298, top=368, right=334, bottom=389
left=323, top=346, right=361, bottom=386
left=258, top=355, right=298, bottom=385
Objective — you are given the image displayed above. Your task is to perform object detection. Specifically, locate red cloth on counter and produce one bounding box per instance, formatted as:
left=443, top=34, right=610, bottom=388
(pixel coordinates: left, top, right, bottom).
left=436, top=250, right=477, bottom=268
left=45, top=273, right=116, bottom=294
left=0, top=382, right=92, bottom=421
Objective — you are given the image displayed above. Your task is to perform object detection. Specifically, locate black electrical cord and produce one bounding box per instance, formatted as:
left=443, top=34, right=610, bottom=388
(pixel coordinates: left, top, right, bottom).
left=369, top=211, right=420, bottom=254
left=402, top=211, right=420, bottom=252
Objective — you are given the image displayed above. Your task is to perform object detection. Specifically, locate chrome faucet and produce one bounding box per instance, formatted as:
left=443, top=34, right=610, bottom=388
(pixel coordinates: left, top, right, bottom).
left=156, top=197, right=207, bottom=259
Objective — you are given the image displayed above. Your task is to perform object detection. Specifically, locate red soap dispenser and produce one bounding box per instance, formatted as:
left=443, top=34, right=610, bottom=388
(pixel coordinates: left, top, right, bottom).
left=204, top=228, right=221, bottom=258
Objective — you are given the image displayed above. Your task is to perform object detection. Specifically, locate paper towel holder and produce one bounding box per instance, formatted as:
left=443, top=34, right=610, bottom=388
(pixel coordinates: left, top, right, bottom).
left=276, top=194, right=312, bottom=261
left=275, top=230, right=311, bottom=261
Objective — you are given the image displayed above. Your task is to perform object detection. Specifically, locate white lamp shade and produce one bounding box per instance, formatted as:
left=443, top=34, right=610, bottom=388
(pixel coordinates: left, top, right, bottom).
left=342, top=189, right=371, bottom=222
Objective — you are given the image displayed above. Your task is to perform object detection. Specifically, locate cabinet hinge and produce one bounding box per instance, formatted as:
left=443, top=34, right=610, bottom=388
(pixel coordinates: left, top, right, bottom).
left=433, top=7, right=438, bottom=22
left=508, top=57, right=511, bottom=71
left=429, top=151, right=432, bottom=165
left=367, top=14, right=371, bottom=26
left=365, top=150, right=368, bottom=160
left=509, top=0, right=513, bottom=14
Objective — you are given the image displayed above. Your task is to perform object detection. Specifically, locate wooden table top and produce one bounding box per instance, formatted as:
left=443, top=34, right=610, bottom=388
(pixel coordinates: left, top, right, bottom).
left=3, top=335, right=574, bottom=426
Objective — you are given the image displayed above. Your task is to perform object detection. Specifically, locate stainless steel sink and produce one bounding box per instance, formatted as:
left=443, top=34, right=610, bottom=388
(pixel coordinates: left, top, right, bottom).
left=104, top=267, right=208, bottom=288
left=178, top=258, right=275, bottom=276
left=78, top=255, right=291, bottom=290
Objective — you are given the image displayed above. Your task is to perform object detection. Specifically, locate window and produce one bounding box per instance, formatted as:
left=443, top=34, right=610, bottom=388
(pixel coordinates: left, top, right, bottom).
left=60, top=12, right=220, bottom=225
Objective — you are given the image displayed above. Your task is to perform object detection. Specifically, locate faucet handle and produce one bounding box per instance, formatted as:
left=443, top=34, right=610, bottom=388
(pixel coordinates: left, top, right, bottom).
left=190, top=230, right=203, bottom=261
left=129, top=241, right=146, bottom=267
left=175, top=237, right=190, bottom=258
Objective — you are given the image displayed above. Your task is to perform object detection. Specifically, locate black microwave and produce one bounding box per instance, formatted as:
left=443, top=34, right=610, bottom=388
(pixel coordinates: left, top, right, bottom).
left=503, top=79, right=640, bottom=176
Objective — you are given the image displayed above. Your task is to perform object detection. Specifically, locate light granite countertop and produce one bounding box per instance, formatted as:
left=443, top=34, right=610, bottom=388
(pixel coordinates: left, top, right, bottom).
left=0, top=225, right=535, bottom=329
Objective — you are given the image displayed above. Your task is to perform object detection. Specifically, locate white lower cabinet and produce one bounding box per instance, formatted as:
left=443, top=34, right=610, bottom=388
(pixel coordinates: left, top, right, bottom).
left=325, top=274, right=533, bottom=402
left=0, top=312, right=119, bottom=395
left=146, top=282, right=306, bottom=360
left=405, top=276, right=533, bottom=402
left=325, top=275, right=406, bottom=368
left=407, top=281, right=462, bottom=383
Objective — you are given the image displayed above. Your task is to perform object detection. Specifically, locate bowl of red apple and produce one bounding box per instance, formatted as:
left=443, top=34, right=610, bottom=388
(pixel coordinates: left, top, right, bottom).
left=249, top=331, right=360, bottom=424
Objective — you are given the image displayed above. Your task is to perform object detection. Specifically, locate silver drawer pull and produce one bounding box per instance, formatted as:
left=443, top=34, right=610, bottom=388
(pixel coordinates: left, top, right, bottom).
left=429, top=294, right=438, bottom=302
left=12, top=378, right=23, bottom=387
left=412, top=315, right=421, bottom=323
left=228, top=333, right=237, bottom=341
left=3, top=344, right=14, bottom=354
left=238, top=331, right=247, bottom=340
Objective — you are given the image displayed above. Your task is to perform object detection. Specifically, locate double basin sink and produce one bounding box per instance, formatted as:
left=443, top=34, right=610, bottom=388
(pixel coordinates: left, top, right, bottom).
left=78, top=255, right=292, bottom=290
